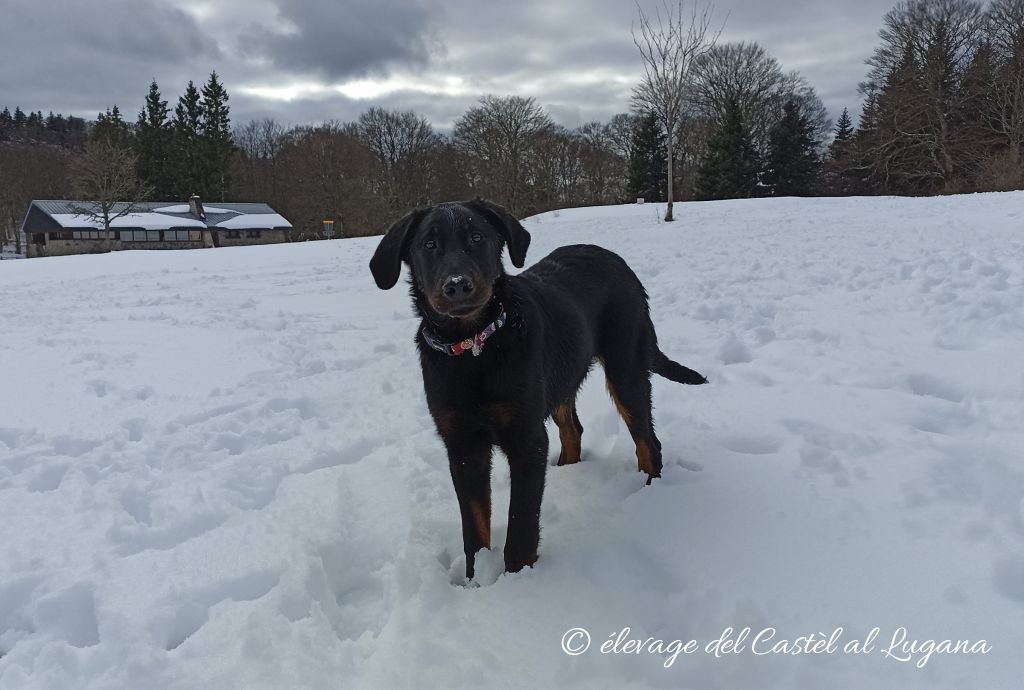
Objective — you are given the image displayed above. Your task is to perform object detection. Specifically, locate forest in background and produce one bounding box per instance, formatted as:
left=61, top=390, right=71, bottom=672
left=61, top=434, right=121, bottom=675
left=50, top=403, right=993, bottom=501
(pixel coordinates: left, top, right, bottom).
left=2, top=0, right=1022, bottom=250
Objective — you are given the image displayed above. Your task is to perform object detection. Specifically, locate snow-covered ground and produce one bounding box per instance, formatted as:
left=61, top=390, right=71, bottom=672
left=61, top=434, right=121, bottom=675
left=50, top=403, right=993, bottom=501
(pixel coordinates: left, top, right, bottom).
left=1, top=194, right=1023, bottom=689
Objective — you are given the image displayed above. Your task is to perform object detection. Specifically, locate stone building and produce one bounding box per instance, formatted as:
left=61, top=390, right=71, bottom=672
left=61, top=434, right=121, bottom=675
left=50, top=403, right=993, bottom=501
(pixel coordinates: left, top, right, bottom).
left=20, top=197, right=292, bottom=259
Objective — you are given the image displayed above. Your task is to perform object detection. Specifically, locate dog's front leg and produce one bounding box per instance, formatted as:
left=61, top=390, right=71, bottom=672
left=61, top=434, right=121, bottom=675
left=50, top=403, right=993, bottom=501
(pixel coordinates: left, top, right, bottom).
left=500, top=424, right=549, bottom=573
left=444, top=430, right=493, bottom=581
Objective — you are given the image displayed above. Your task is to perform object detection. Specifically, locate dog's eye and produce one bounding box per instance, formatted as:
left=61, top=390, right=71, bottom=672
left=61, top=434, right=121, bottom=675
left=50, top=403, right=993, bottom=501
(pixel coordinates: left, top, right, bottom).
left=424, top=239, right=436, bottom=249
left=469, top=232, right=483, bottom=244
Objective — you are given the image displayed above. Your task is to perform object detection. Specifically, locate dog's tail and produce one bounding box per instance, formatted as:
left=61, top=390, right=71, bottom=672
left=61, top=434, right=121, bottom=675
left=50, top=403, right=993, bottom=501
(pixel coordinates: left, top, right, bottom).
left=653, top=349, right=708, bottom=385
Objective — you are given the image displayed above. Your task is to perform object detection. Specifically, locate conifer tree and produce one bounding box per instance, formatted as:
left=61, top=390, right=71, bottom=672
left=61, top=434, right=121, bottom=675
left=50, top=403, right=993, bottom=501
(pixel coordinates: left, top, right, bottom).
left=92, top=106, right=132, bottom=146
left=694, top=101, right=760, bottom=200
left=763, top=101, right=820, bottom=196
left=135, top=80, right=175, bottom=199
left=627, top=112, right=667, bottom=201
left=831, top=108, right=854, bottom=152
left=200, top=71, right=234, bottom=201
left=173, top=80, right=203, bottom=198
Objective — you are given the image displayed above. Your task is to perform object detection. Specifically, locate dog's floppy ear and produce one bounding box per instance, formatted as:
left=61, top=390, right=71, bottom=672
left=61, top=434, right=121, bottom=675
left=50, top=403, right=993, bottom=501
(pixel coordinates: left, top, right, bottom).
left=369, top=208, right=426, bottom=289
left=466, top=198, right=531, bottom=268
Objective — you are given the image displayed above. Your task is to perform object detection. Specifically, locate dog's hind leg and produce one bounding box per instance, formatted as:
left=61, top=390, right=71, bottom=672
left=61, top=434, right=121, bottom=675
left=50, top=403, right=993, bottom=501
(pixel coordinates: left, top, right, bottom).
left=604, top=366, right=663, bottom=484
left=553, top=398, right=584, bottom=466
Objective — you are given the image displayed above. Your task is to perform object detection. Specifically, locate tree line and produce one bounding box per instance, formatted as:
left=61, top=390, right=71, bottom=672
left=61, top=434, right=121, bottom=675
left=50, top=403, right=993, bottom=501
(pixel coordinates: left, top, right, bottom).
left=827, top=0, right=1024, bottom=194
left=3, top=0, right=1024, bottom=252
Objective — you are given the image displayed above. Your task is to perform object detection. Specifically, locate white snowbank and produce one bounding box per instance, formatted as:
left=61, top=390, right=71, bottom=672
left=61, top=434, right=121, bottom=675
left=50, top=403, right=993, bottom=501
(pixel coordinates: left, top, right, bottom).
left=1, top=194, right=1022, bottom=689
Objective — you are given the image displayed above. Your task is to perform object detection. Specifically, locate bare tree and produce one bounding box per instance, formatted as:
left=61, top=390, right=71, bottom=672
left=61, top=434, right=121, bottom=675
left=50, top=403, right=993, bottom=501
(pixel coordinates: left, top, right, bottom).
left=454, top=95, right=554, bottom=216
left=858, top=0, right=986, bottom=192
left=981, top=0, right=1024, bottom=56
left=689, top=42, right=830, bottom=159
left=1, top=143, right=72, bottom=253
left=356, top=107, right=441, bottom=210
left=234, top=118, right=288, bottom=202
left=631, top=0, right=721, bottom=221
left=276, top=123, right=386, bottom=239
left=70, top=139, right=152, bottom=237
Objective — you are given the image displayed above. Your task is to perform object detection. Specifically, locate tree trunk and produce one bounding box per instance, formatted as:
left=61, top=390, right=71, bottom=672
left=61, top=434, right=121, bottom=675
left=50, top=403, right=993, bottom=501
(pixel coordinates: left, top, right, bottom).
left=665, top=122, right=675, bottom=222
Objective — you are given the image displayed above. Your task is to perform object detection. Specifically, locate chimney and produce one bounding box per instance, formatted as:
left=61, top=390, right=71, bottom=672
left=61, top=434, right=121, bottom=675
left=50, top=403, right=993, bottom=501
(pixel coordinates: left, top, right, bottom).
left=188, top=195, right=205, bottom=219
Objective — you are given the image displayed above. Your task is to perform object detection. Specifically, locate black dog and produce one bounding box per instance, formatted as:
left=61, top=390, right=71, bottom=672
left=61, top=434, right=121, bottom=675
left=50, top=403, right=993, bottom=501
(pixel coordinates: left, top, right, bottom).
left=370, top=199, right=707, bottom=579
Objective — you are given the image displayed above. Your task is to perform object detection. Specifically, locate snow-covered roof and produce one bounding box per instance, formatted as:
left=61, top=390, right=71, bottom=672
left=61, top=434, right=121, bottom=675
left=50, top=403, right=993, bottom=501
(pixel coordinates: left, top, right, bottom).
left=215, top=213, right=291, bottom=229
left=50, top=213, right=207, bottom=230
left=24, top=200, right=293, bottom=231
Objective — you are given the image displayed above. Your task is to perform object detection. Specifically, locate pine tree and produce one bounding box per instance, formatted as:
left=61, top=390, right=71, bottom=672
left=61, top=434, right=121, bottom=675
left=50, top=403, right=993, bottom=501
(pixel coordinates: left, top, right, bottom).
left=92, top=105, right=132, bottom=145
left=0, top=107, right=11, bottom=140
left=869, top=46, right=936, bottom=193
left=135, top=80, right=175, bottom=199
left=694, top=101, right=760, bottom=200
left=173, top=81, right=203, bottom=198
left=831, top=108, right=854, bottom=155
left=763, top=101, right=820, bottom=197
left=627, top=112, right=667, bottom=201
left=13, top=107, right=26, bottom=128
left=200, top=71, right=234, bottom=201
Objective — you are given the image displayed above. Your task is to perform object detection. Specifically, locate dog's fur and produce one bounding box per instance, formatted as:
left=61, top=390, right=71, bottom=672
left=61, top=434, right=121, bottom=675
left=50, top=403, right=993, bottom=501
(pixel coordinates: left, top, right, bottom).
left=370, top=199, right=707, bottom=579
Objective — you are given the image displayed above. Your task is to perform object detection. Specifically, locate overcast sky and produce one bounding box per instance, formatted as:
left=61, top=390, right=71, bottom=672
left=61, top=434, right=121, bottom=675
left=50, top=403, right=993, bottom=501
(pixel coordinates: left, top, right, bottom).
left=1, top=0, right=897, bottom=131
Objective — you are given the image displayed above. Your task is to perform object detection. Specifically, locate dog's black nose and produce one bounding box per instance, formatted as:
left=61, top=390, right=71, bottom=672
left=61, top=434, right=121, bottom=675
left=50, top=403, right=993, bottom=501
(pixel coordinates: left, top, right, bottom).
left=442, top=275, right=474, bottom=298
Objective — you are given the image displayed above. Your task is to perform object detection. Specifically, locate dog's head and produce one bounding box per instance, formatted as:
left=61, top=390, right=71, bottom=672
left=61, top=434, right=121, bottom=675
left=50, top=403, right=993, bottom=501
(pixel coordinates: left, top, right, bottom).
left=369, top=199, right=531, bottom=319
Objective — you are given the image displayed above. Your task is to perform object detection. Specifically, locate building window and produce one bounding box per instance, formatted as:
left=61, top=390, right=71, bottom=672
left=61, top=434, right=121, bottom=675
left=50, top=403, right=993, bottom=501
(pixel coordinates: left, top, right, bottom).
left=226, top=230, right=241, bottom=239
left=246, top=229, right=261, bottom=238
left=32, top=233, right=45, bottom=245
left=71, top=230, right=103, bottom=240
left=165, top=229, right=200, bottom=241
left=121, top=229, right=154, bottom=241
left=49, top=231, right=72, bottom=241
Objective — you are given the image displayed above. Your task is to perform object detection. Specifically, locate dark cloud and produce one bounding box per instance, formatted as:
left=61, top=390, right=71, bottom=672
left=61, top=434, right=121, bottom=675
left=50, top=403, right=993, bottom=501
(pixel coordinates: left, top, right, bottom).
left=242, top=0, right=443, bottom=79
left=0, top=0, right=221, bottom=117
left=1, top=0, right=896, bottom=129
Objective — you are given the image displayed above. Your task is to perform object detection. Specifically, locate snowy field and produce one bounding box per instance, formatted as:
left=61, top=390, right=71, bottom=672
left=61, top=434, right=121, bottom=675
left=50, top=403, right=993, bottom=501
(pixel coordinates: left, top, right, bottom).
left=1, top=194, right=1023, bottom=689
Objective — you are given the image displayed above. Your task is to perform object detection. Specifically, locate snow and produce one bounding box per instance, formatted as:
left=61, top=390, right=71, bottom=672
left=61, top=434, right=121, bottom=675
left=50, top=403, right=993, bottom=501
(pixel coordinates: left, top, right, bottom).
left=50, top=212, right=207, bottom=229
left=214, top=213, right=291, bottom=229
left=1, top=193, right=1023, bottom=689
left=152, top=205, right=236, bottom=215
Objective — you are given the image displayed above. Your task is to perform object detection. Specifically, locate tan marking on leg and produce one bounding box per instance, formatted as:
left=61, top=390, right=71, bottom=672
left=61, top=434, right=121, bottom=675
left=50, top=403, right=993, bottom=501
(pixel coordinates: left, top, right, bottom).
left=636, top=439, right=656, bottom=476
left=606, top=381, right=633, bottom=428
left=430, top=409, right=457, bottom=436
left=487, top=402, right=516, bottom=428
left=468, top=498, right=491, bottom=548
left=553, top=403, right=582, bottom=465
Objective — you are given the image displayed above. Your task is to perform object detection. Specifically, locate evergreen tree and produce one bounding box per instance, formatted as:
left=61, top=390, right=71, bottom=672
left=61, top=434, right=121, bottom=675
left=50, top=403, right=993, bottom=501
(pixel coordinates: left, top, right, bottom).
left=627, top=112, right=667, bottom=201
left=955, top=40, right=999, bottom=166
left=135, top=80, right=175, bottom=199
left=763, top=101, right=820, bottom=196
left=200, top=71, right=234, bottom=201
left=831, top=108, right=854, bottom=152
left=92, top=105, right=132, bottom=145
left=868, top=46, right=936, bottom=193
left=173, top=80, right=203, bottom=198
left=13, top=107, right=26, bottom=128
left=694, top=101, right=760, bottom=200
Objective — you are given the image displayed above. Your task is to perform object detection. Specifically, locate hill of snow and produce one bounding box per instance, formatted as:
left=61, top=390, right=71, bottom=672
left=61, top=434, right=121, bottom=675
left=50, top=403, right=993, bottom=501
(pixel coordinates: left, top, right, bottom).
left=1, top=194, right=1022, bottom=689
